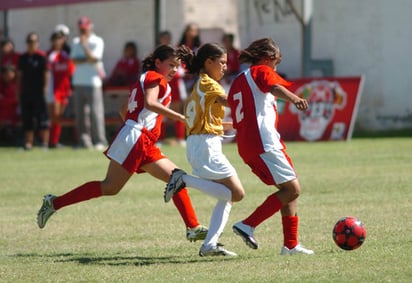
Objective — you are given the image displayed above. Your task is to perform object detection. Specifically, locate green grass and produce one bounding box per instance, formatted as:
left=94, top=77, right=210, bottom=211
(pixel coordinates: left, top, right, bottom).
left=0, top=138, right=411, bottom=282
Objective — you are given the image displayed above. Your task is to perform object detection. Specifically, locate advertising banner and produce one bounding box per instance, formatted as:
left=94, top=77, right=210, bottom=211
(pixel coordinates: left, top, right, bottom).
left=277, top=76, right=364, bottom=141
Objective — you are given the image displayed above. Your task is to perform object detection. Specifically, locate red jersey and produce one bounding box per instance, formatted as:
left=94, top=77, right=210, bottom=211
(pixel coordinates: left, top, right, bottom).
left=48, top=50, right=75, bottom=99
left=109, top=57, right=140, bottom=86
left=228, top=65, right=291, bottom=162
left=1, top=52, right=20, bottom=68
left=0, top=80, right=18, bottom=122
left=125, top=71, right=171, bottom=140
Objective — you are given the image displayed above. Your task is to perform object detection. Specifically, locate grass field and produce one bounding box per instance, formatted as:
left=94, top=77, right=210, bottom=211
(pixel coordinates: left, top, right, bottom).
left=0, top=138, right=411, bottom=282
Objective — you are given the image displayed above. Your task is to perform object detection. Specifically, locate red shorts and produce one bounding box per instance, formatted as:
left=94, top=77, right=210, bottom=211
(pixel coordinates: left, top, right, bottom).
left=245, top=149, right=296, bottom=186
left=104, top=121, right=166, bottom=174
left=55, top=91, right=70, bottom=105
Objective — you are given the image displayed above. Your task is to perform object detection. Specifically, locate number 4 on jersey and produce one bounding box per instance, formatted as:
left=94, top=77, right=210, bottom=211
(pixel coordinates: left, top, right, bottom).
left=233, top=92, right=244, bottom=123
left=128, top=88, right=138, bottom=113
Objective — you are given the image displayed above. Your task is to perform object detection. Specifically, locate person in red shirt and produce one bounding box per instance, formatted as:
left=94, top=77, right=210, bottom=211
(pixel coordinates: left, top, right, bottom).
left=0, top=64, right=19, bottom=141
left=1, top=39, right=20, bottom=69
left=222, top=33, right=240, bottom=84
left=107, top=41, right=140, bottom=87
left=228, top=38, right=314, bottom=255
left=37, top=45, right=208, bottom=243
left=47, top=31, right=75, bottom=148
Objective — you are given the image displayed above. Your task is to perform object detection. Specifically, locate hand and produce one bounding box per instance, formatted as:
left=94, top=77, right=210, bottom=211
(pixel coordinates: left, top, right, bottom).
left=80, top=34, right=88, bottom=46
left=293, top=97, right=309, bottom=111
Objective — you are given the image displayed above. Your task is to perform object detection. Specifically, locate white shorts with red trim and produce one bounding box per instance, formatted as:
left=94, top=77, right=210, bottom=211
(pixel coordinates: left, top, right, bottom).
left=245, top=149, right=296, bottom=186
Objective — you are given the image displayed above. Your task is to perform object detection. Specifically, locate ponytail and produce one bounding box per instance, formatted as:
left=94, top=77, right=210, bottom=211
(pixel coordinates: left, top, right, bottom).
left=179, top=43, right=226, bottom=74
left=239, top=38, right=281, bottom=64
left=142, top=44, right=177, bottom=72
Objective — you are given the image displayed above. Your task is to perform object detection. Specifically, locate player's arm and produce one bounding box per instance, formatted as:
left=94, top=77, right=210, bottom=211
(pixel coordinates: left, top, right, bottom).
left=222, top=121, right=233, bottom=130
left=119, top=101, right=128, bottom=122
left=216, top=94, right=229, bottom=107
left=270, top=84, right=308, bottom=111
left=145, top=85, right=185, bottom=122
left=43, top=70, right=50, bottom=99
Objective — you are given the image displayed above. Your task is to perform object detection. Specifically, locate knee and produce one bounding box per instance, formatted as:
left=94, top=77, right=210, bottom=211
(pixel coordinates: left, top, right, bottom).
left=100, top=180, right=122, bottom=196
left=231, top=189, right=245, bottom=202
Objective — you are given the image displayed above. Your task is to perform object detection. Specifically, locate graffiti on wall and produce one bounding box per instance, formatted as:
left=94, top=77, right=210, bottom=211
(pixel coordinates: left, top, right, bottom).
left=253, top=0, right=297, bottom=25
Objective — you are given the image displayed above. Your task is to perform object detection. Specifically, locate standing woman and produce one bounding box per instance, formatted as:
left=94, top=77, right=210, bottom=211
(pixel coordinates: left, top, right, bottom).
left=37, top=45, right=207, bottom=242
left=47, top=31, right=75, bottom=148
left=228, top=38, right=313, bottom=255
left=165, top=43, right=245, bottom=256
left=17, top=32, right=50, bottom=150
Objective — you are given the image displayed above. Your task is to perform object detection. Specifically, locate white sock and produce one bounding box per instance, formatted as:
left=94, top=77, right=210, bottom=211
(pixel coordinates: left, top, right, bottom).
left=203, top=200, right=232, bottom=248
left=182, top=175, right=231, bottom=201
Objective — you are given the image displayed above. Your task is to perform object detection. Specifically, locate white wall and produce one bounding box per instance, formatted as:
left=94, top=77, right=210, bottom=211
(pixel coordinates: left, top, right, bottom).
left=5, top=0, right=412, bottom=131
left=236, top=0, right=412, bottom=131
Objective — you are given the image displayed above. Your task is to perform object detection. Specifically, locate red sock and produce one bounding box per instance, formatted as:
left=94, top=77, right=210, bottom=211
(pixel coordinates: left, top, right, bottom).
left=50, top=123, right=62, bottom=146
left=53, top=181, right=102, bottom=210
left=243, top=193, right=283, bottom=227
left=174, top=120, right=186, bottom=140
left=282, top=215, right=299, bottom=249
left=172, top=188, right=199, bottom=228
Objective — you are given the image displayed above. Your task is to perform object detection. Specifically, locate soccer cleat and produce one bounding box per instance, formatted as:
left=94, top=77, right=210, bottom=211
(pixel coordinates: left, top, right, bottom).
left=37, top=194, right=57, bottom=229
left=164, top=168, right=187, bottom=203
left=186, top=225, right=208, bottom=242
left=232, top=221, right=258, bottom=249
left=199, top=244, right=237, bottom=257
left=280, top=243, right=314, bottom=255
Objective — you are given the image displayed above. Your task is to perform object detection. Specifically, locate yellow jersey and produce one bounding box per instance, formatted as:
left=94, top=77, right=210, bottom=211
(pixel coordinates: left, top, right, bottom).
left=184, top=73, right=226, bottom=136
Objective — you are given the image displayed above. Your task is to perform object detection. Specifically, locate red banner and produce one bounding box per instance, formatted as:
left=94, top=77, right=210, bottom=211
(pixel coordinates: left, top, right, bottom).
left=0, top=0, right=117, bottom=10
left=277, top=76, right=364, bottom=141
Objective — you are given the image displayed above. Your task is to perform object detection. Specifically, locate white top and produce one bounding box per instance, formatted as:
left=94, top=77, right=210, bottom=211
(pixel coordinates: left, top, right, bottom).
left=71, top=33, right=104, bottom=87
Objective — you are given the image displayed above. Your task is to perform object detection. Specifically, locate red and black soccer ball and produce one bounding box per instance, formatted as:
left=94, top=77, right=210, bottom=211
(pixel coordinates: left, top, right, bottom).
left=332, top=216, right=366, bottom=250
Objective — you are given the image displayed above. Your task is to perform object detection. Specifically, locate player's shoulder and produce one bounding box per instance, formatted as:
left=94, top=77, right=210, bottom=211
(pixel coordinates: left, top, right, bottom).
left=143, top=71, right=167, bottom=87
left=199, top=74, right=224, bottom=93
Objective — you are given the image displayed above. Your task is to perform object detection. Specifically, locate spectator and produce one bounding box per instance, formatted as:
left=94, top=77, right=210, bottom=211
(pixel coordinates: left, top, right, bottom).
left=1, top=38, right=20, bottom=69
left=71, top=17, right=107, bottom=150
left=157, top=30, right=172, bottom=46
left=222, top=33, right=240, bottom=83
left=47, top=32, right=75, bottom=148
left=178, top=23, right=201, bottom=52
left=54, top=24, right=71, bottom=54
left=17, top=32, right=50, bottom=150
left=0, top=65, right=18, bottom=143
left=107, top=41, right=140, bottom=87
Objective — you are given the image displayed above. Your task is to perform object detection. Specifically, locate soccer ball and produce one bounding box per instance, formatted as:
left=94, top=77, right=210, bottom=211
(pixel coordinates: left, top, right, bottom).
left=332, top=216, right=366, bottom=250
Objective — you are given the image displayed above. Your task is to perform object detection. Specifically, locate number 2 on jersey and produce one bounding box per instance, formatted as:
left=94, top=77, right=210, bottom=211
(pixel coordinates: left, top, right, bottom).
left=233, top=92, right=244, bottom=123
left=128, top=88, right=138, bottom=113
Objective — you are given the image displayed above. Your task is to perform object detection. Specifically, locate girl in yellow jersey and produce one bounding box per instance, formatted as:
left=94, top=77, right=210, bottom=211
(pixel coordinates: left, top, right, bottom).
left=164, top=43, right=245, bottom=257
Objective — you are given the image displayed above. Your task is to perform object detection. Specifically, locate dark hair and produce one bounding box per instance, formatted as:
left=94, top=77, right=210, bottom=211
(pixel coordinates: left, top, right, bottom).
left=239, top=38, right=282, bottom=65
left=1, top=38, right=15, bottom=49
left=26, top=32, right=39, bottom=44
left=50, top=31, right=64, bottom=41
left=179, top=43, right=226, bottom=74
left=222, top=33, right=234, bottom=43
left=142, top=44, right=178, bottom=72
left=124, top=41, right=137, bottom=56
left=178, top=23, right=201, bottom=49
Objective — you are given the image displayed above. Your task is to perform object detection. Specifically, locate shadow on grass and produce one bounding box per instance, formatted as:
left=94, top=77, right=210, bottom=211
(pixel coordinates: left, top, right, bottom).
left=9, top=252, right=236, bottom=266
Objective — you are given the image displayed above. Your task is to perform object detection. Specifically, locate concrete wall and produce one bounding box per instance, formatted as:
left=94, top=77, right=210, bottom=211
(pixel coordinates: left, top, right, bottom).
left=236, top=0, right=412, bottom=131
left=4, top=0, right=411, bottom=131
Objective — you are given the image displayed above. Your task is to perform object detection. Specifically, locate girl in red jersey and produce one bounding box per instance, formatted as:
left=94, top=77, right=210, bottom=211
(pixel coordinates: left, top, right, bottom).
left=47, top=32, right=75, bottom=148
left=228, top=38, right=313, bottom=255
left=37, top=45, right=207, bottom=242
left=107, top=41, right=141, bottom=87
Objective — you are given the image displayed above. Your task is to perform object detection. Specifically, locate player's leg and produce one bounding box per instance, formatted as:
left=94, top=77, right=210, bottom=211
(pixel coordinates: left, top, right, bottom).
left=37, top=98, right=50, bottom=148
left=279, top=180, right=313, bottom=255
left=141, top=158, right=204, bottom=232
left=21, top=100, right=34, bottom=150
left=73, top=86, right=92, bottom=148
left=37, top=159, right=131, bottom=229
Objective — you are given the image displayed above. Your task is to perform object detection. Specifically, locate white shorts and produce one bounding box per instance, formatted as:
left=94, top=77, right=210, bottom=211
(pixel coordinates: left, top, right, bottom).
left=245, top=149, right=297, bottom=186
left=186, top=134, right=236, bottom=180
